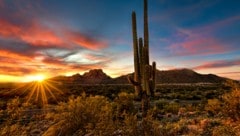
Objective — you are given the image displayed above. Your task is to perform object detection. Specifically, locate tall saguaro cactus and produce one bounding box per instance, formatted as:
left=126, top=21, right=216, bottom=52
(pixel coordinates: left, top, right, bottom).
left=128, top=0, right=157, bottom=117
left=131, top=12, right=141, bottom=96
left=144, top=0, right=149, bottom=65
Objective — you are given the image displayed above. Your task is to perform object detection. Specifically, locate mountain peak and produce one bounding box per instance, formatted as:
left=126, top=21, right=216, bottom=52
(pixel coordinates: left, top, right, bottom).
left=72, top=73, right=82, bottom=77
left=83, top=69, right=108, bottom=77
left=82, top=69, right=111, bottom=84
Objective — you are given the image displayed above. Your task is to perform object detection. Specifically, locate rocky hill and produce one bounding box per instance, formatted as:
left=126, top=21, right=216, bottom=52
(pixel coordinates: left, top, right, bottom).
left=50, top=69, right=112, bottom=84
left=50, top=68, right=229, bottom=84
left=155, top=69, right=227, bottom=83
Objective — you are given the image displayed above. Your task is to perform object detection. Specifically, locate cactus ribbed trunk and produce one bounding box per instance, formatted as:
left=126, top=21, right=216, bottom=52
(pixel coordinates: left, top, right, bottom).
left=128, top=0, right=157, bottom=118
left=139, top=38, right=143, bottom=79
left=132, top=12, right=141, bottom=96
left=142, top=0, right=150, bottom=117
left=144, top=0, right=149, bottom=65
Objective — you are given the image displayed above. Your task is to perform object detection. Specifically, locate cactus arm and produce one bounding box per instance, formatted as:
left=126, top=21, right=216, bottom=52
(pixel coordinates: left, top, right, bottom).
left=127, top=75, right=141, bottom=86
left=152, top=61, right=156, bottom=90
left=150, top=61, right=156, bottom=97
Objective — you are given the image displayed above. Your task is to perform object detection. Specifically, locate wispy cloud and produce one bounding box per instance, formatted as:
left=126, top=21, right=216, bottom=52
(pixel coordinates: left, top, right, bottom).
left=199, top=15, right=240, bottom=33
left=217, top=72, right=240, bottom=75
left=65, top=31, right=108, bottom=50
left=168, top=37, right=227, bottom=56
left=0, top=47, right=113, bottom=78
left=166, top=15, right=240, bottom=57
left=193, top=59, right=240, bottom=70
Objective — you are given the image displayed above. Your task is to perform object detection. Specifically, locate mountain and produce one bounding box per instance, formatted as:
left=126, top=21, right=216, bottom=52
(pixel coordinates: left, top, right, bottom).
left=50, top=69, right=112, bottom=84
left=82, top=69, right=112, bottom=84
left=155, top=69, right=227, bottom=83
left=50, top=68, right=229, bottom=84
left=112, top=68, right=227, bottom=84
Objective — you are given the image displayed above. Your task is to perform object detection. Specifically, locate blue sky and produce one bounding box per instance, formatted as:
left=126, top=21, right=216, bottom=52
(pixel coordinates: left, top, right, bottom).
left=0, top=0, right=239, bottom=82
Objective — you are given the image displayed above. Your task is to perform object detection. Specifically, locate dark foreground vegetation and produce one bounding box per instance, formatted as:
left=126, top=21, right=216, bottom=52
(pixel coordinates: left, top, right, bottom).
left=0, top=81, right=239, bottom=135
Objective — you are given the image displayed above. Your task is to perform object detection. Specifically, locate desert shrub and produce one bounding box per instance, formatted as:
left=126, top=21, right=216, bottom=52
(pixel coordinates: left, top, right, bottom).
left=155, top=99, right=168, bottom=110
left=51, top=95, right=116, bottom=136
left=164, top=102, right=181, bottom=114
left=4, top=98, right=34, bottom=124
left=113, top=92, right=136, bottom=116
left=6, top=98, right=22, bottom=120
left=120, top=114, right=140, bottom=136
left=0, top=98, right=35, bottom=135
left=212, top=125, right=237, bottom=136
left=150, top=118, right=189, bottom=136
left=116, top=113, right=185, bottom=136
left=0, top=100, right=6, bottom=109
left=46, top=94, right=186, bottom=136
left=155, top=100, right=181, bottom=114
left=221, top=88, right=240, bottom=121
left=205, top=98, right=221, bottom=116
left=0, top=124, right=28, bottom=136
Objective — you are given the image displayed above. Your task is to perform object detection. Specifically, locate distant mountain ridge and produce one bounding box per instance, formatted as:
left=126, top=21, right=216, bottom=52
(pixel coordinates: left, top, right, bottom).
left=50, top=68, right=229, bottom=84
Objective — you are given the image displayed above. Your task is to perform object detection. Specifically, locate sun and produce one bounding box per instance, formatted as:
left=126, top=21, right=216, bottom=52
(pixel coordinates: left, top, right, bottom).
left=25, top=75, right=46, bottom=82
left=34, top=75, right=45, bottom=82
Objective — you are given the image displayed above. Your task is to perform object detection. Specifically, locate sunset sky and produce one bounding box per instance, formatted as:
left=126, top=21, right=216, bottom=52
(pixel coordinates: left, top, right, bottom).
left=0, top=0, right=239, bottom=82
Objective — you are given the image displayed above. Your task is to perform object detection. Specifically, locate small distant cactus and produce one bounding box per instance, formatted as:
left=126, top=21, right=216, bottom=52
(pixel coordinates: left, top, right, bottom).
left=128, top=0, right=156, bottom=117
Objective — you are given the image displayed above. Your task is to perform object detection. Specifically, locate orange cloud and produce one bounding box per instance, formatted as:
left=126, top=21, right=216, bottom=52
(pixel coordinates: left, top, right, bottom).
left=0, top=50, right=32, bottom=61
left=0, top=19, right=21, bottom=37
left=20, top=21, right=63, bottom=46
left=0, top=18, right=108, bottom=50
left=0, top=19, right=63, bottom=47
left=66, top=31, right=107, bottom=50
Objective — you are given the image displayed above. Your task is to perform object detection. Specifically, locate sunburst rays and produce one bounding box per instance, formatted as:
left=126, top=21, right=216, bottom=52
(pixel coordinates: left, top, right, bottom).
left=8, top=79, right=63, bottom=107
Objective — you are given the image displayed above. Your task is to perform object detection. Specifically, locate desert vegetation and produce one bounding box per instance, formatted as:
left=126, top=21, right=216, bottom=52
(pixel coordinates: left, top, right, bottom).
left=0, top=81, right=239, bottom=135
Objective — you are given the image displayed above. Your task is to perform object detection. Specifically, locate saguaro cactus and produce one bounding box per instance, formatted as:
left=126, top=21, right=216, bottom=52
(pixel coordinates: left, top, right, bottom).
left=144, top=0, right=149, bottom=66
left=128, top=0, right=157, bottom=117
left=131, top=11, right=141, bottom=96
